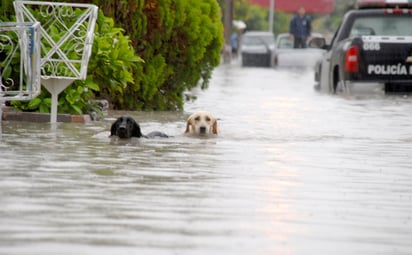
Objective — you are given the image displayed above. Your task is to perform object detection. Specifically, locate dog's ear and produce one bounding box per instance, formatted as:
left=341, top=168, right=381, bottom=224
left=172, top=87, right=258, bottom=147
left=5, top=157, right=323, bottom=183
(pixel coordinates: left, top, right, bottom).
left=212, top=119, right=219, bottom=135
left=110, top=118, right=120, bottom=137
left=185, top=117, right=192, bottom=133
left=131, top=120, right=143, bottom=137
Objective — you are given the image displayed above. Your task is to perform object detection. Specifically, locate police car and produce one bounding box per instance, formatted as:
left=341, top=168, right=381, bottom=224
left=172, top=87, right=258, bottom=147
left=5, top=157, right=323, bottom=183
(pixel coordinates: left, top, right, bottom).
left=315, top=0, right=412, bottom=93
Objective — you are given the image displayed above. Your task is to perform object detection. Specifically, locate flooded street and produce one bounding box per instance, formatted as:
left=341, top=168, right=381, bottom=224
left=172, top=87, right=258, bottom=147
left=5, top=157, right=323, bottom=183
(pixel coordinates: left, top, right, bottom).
left=1, top=62, right=412, bottom=255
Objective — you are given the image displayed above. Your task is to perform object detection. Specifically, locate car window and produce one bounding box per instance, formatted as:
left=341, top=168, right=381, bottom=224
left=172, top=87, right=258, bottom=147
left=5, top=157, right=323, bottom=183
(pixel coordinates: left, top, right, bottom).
left=350, top=16, right=412, bottom=36
left=243, top=35, right=275, bottom=46
left=261, top=35, right=275, bottom=46
left=242, top=36, right=262, bottom=46
left=277, top=37, right=293, bottom=49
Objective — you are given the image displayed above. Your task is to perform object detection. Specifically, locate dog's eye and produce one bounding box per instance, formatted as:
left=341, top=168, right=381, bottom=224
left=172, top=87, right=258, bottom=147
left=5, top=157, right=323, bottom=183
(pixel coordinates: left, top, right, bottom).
left=206, top=117, right=211, bottom=122
left=194, top=116, right=200, bottom=121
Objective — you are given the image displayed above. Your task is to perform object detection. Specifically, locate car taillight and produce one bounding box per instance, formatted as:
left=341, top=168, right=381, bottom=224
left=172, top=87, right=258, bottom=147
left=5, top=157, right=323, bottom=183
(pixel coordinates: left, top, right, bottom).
left=345, top=45, right=359, bottom=73
left=274, top=54, right=278, bottom=66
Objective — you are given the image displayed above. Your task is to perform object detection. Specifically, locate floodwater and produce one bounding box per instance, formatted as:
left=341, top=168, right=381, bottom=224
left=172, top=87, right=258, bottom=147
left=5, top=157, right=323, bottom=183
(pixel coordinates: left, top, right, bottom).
left=1, top=62, right=412, bottom=255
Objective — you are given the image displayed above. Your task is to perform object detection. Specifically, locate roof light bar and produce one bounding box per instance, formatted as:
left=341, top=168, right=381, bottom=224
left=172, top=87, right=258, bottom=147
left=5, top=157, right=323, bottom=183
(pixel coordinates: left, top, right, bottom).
left=357, top=0, right=412, bottom=8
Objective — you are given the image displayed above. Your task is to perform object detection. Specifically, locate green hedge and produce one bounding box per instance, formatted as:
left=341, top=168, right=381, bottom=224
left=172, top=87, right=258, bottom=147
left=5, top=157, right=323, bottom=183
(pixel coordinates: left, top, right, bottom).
left=3, top=0, right=224, bottom=113
left=94, top=0, right=224, bottom=110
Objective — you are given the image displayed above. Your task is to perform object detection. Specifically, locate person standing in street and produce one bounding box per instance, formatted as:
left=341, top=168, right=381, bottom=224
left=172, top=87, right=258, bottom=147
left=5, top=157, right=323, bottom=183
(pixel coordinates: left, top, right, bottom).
left=289, top=6, right=311, bottom=48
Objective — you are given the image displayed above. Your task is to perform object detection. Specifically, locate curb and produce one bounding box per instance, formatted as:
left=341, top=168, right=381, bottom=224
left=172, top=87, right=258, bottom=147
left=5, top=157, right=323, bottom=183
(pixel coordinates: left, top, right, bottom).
left=2, top=107, right=91, bottom=123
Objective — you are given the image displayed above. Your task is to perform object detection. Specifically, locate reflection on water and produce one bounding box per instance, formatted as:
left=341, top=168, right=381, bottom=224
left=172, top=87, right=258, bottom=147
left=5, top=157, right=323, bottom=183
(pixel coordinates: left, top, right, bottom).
left=1, top=64, right=412, bottom=254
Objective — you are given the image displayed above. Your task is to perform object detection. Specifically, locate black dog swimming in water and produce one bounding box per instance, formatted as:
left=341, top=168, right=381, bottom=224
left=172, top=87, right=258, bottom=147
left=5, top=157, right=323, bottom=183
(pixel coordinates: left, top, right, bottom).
left=110, top=116, right=169, bottom=139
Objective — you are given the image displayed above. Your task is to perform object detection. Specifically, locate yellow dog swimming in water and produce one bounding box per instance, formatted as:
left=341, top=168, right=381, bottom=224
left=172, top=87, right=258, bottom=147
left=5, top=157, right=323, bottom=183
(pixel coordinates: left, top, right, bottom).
left=185, top=111, right=219, bottom=136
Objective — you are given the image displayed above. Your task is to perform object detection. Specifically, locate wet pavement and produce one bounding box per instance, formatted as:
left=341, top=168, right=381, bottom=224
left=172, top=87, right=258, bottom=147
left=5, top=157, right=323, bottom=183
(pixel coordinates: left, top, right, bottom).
left=1, top=62, right=412, bottom=254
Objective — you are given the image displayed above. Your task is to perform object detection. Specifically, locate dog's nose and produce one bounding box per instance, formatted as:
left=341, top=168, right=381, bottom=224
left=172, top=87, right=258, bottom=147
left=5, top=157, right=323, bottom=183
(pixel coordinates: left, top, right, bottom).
left=199, top=126, right=207, bottom=134
left=117, top=125, right=128, bottom=138
left=118, top=122, right=128, bottom=131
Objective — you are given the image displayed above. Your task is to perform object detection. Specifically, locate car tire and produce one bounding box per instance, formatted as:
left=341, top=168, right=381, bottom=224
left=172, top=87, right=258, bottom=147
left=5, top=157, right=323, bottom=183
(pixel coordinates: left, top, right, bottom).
left=332, top=66, right=340, bottom=94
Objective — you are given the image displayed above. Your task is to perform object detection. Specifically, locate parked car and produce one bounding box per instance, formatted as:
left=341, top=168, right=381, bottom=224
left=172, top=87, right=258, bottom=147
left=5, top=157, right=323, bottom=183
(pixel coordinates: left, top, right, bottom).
left=315, top=0, right=412, bottom=94
left=273, top=33, right=326, bottom=69
left=240, top=31, right=276, bottom=67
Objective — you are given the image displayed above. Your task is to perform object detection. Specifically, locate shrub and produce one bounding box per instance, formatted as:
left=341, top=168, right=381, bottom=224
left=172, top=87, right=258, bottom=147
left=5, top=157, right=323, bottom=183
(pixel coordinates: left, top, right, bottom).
left=93, top=0, right=224, bottom=110
left=83, top=11, right=144, bottom=110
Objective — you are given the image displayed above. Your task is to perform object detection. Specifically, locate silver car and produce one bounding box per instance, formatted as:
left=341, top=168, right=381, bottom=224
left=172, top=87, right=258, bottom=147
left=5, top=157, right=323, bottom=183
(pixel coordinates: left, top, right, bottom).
left=240, top=31, right=276, bottom=67
left=273, top=33, right=326, bottom=70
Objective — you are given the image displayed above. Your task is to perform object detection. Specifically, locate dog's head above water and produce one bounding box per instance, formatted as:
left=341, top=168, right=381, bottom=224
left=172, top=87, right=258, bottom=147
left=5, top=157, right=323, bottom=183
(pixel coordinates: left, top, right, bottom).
left=185, top=111, right=219, bottom=136
left=110, top=116, right=170, bottom=139
left=110, top=116, right=143, bottom=139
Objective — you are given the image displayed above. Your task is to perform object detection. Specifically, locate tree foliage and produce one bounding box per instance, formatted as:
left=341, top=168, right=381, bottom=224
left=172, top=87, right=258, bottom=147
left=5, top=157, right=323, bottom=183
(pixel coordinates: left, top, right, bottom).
left=232, top=0, right=269, bottom=31
left=85, top=0, right=224, bottom=110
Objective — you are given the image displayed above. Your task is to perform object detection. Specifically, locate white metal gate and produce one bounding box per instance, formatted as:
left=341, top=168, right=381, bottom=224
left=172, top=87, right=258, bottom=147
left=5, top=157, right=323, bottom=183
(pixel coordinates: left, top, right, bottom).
left=14, top=1, right=98, bottom=123
left=0, top=22, right=41, bottom=101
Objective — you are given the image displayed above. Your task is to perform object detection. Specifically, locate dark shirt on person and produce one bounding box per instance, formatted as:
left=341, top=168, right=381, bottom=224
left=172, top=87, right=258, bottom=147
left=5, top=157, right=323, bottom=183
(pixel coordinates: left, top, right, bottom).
left=289, top=14, right=311, bottom=48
